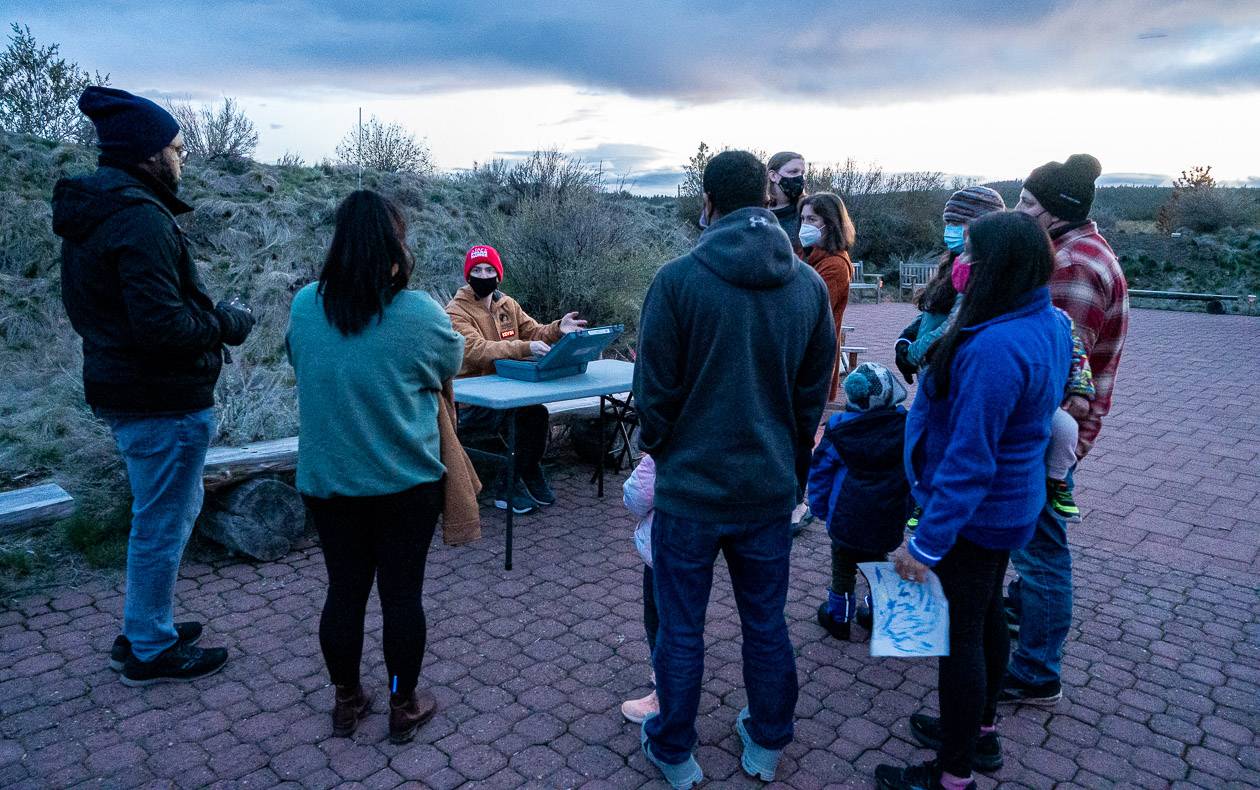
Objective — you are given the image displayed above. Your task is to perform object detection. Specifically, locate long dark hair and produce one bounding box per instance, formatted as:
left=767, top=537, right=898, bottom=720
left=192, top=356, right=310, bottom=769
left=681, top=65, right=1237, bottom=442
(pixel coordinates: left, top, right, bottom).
left=800, top=192, right=856, bottom=254
left=318, top=190, right=413, bottom=336
left=923, top=212, right=1054, bottom=395
left=916, top=250, right=959, bottom=314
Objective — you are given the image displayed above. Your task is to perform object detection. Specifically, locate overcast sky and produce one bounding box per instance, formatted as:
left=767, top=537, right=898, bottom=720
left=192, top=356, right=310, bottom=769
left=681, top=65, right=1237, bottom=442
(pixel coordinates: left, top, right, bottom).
left=11, top=1, right=1260, bottom=192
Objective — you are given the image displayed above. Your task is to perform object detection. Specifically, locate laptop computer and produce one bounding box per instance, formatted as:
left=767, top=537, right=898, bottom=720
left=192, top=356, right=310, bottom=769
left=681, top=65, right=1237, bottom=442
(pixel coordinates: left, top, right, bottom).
left=494, top=324, right=624, bottom=382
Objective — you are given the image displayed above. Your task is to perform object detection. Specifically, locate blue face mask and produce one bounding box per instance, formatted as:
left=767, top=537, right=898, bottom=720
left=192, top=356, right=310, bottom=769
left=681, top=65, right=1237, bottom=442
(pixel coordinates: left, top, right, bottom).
left=943, top=224, right=966, bottom=253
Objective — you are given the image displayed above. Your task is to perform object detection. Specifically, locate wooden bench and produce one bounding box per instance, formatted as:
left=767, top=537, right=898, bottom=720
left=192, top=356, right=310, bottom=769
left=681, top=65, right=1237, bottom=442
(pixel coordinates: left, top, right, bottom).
left=0, top=483, right=74, bottom=534
left=1129, top=289, right=1255, bottom=315
left=849, top=261, right=883, bottom=303
left=899, top=259, right=937, bottom=300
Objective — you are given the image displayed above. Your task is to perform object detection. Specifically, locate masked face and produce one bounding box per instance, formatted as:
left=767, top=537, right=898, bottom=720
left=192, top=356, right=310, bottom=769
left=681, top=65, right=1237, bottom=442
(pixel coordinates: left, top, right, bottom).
left=943, top=224, right=966, bottom=253
left=951, top=256, right=972, bottom=293
left=777, top=174, right=805, bottom=202
left=468, top=274, right=498, bottom=299
left=799, top=221, right=823, bottom=248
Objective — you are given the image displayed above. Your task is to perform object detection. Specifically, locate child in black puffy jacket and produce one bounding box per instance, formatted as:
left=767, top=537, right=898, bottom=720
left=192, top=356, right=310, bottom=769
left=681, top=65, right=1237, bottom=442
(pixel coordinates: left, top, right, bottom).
left=808, top=362, right=910, bottom=641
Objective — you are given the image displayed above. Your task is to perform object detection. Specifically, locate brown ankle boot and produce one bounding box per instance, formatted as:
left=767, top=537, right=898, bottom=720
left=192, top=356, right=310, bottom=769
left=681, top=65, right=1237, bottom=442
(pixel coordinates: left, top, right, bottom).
left=331, top=684, right=372, bottom=737
left=388, top=689, right=437, bottom=744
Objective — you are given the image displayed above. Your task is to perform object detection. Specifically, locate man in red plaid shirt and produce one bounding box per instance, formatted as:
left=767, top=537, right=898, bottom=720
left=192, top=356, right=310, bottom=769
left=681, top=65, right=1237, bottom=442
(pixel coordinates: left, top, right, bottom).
left=1002, top=154, right=1129, bottom=706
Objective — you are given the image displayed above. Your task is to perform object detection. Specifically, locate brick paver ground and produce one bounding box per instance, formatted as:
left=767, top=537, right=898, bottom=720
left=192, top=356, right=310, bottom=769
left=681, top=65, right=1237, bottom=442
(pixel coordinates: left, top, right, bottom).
left=1, top=304, right=1258, bottom=788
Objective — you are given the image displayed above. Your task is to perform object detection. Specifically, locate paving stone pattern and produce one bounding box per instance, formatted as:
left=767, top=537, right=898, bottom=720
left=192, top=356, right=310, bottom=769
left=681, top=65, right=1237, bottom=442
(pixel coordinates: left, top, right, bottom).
left=1, top=305, right=1258, bottom=788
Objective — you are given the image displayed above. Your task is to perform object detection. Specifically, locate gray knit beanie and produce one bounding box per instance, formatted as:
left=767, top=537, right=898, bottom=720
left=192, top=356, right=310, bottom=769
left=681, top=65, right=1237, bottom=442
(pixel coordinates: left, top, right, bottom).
left=844, top=362, right=908, bottom=412
left=942, top=186, right=1006, bottom=225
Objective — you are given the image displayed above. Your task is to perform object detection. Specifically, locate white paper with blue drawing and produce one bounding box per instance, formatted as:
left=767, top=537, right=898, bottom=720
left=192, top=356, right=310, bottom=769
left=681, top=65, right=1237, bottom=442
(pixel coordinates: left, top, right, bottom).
left=858, top=562, right=950, bottom=657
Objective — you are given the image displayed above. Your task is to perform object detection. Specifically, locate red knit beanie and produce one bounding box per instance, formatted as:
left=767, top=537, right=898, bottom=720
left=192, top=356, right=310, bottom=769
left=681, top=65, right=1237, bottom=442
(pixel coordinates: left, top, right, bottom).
left=464, top=245, right=504, bottom=279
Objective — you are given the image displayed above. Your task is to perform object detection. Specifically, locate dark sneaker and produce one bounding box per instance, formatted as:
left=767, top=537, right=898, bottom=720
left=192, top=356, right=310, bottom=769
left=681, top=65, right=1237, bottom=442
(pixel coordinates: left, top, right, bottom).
left=110, top=621, right=203, bottom=671
left=817, top=603, right=851, bottom=641
left=389, top=689, right=437, bottom=744
left=120, top=641, right=228, bottom=687
left=494, top=478, right=538, bottom=515
left=332, top=684, right=373, bottom=737
left=855, top=601, right=873, bottom=632
left=998, top=673, right=1062, bottom=706
left=906, top=506, right=922, bottom=532
left=908, top=713, right=1003, bottom=772
left=875, top=759, right=975, bottom=790
left=1047, top=478, right=1082, bottom=522
left=521, top=467, right=556, bottom=506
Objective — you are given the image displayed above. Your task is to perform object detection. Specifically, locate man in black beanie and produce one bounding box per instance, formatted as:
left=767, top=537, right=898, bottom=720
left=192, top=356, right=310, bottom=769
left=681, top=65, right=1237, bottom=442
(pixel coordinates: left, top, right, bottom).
left=53, top=86, right=255, bottom=686
left=1002, top=154, right=1129, bottom=706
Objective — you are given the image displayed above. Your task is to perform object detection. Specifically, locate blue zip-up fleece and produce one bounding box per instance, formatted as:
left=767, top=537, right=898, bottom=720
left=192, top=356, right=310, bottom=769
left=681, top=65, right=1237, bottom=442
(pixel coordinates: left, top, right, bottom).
left=807, top=406, right=910, bottom=555
left=905, top=287, right=1072, bottom=566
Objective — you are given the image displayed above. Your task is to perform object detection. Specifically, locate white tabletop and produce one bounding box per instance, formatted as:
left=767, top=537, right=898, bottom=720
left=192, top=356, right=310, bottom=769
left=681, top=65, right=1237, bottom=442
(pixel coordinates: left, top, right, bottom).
left=451, top=359, right=635, bottom=409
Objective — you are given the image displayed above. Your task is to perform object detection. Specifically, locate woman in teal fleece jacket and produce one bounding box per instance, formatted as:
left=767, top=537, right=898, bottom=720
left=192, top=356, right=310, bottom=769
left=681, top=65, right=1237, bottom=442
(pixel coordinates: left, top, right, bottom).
left=876, top=212, right=1072, bottom=790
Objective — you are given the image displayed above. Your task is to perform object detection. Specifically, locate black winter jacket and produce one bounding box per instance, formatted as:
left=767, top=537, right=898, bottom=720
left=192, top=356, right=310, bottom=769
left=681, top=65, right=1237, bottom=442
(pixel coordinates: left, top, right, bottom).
left=53, top=164, right=252, bottom=413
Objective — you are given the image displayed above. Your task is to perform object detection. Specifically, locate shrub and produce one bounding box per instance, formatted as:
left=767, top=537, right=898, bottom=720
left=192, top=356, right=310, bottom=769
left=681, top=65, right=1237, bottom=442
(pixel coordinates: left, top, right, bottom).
left=336, top=116, right=433, bottom=175
left=164, top=96, right=258, bottom=162
left=0, top=24, right=108, bottom=145
left=1166, top=187, right=1259, bottom=234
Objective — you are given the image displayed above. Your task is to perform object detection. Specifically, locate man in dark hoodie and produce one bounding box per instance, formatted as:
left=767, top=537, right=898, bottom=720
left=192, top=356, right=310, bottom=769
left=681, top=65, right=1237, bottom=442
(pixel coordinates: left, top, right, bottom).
left=633, top=150, right=835, bottom=787
left=53, top=87, right=254, bottom=686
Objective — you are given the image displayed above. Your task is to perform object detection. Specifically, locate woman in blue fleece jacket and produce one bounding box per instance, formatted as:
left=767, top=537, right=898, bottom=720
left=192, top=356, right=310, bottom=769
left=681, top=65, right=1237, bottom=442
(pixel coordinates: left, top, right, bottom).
left=876, top=212, right=1072, bottom=790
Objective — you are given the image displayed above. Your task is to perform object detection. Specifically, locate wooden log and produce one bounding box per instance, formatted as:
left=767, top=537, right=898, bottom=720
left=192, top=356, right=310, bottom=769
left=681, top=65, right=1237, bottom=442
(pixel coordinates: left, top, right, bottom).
left=203, top=437, right=299, bottom=492
left=0, top=483, right=75, bottom=533
left=199, top=478, right=307, bottom=561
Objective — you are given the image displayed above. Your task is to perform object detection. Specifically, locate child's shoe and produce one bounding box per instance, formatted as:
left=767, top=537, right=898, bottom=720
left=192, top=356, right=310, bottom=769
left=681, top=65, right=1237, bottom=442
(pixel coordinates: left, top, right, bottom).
left=854, top=594, right=873, bottom=632
left=1047, top=478, right=1081, bottom=523
left=621, top=690, right=659, bottom=724
left=735, top=706, right=782, bottom=781
left=817, top=591, right=856, bottom=640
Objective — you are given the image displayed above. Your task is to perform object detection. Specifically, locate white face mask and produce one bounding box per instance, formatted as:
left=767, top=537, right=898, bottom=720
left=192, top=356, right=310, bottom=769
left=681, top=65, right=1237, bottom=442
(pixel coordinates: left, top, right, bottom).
left=799, top=222, right=823, bottom=248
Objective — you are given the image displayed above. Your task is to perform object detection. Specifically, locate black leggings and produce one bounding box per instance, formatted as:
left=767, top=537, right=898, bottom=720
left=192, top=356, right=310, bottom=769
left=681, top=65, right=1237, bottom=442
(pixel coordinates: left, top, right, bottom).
left=934, top=537, right=1011, bottom=777
left=304, top=480, right=444, bottom=696
left=643, top=564, right=659, bottom=654
left=830, top=545, right=886, bottom=596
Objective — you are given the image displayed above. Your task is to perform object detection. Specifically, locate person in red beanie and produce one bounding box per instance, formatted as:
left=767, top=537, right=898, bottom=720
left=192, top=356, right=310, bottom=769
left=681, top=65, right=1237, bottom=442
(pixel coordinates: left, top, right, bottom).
left=445, top=244, right=587, bottom=513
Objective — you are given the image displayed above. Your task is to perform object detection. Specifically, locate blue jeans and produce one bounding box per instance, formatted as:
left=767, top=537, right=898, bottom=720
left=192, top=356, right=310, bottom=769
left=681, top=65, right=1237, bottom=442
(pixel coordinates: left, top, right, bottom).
left=645, top=509, right=798, bottom=765
left=101, top=408, right=216, bottom=661
left=1007, top=468, right=1074, bottom=685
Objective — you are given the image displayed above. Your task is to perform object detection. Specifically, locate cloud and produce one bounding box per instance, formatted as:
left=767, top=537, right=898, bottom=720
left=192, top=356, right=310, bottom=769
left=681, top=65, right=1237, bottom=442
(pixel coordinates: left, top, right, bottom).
left=14, top=1, right=1260, bottom=104
left=1097, top=172, right=1172, bottom=186
left=269, top=123, right=284, bottom=130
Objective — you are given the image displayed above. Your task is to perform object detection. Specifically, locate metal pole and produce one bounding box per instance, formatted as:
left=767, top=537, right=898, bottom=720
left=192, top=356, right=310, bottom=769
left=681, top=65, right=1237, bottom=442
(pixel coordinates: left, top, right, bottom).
left=357, top=107, right=363, bottom=190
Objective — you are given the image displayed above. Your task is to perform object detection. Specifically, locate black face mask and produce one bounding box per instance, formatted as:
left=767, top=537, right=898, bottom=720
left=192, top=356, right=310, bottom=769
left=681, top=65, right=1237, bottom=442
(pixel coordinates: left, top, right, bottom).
left=778, top=174, right=805, bottom=202
left=468, top=275, right=498, bottom=299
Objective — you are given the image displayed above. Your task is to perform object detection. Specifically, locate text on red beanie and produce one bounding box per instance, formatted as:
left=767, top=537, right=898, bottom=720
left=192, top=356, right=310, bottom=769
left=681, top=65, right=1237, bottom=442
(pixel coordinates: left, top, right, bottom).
left=464, top=245, right=504, bottom=279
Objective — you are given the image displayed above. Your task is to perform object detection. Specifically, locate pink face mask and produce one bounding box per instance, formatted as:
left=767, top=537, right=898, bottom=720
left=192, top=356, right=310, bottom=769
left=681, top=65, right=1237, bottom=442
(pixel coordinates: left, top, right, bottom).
left=951, top=256, right=972, bottom=293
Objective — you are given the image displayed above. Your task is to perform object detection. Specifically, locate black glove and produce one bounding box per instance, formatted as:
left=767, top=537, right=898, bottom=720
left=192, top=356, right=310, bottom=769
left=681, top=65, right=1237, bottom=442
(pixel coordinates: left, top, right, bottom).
left=894, top=339, right=916, bottom=384
left=215, top=299, right=255, bottom=346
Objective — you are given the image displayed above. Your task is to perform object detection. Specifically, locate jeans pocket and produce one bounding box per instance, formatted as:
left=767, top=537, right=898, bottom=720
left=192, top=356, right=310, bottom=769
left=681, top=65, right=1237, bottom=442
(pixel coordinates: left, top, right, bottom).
left=108, top=415, right=178, bottom=460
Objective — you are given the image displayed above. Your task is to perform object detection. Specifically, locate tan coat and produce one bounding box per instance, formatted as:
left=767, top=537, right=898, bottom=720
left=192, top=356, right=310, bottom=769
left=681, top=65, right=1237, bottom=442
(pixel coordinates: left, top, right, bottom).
left=445, top=286, right=563, bottom=377
left=438, top=380, right=482, bottom=545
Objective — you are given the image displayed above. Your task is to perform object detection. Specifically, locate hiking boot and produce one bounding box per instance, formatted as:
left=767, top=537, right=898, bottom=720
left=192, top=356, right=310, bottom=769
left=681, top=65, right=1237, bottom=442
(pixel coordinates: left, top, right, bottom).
left=641, top=714, right=704, bottom=789
left=620, top=689, right=659, bottom=724
left=736, top=706, right=782, bottom=781
left=875, top=759, right=975, bottom=790
left=120, top=641, right=228, bottom=687
left=817, top=602, right=851, bottom=641
left=389, top=689, right=437, bottom=744
left=906, top=506, right=922, bottom=532
left=494, top=475, right=538, bottom=515
left=331, top=684, right=373, bottom=737
left=998, top=673, right=1062, bottom=706
left=908, top=713, right=1003, bottom=772
left=855, top=594, right=873, bottom=632
left=521, top=466, right=556, bottom=506
left=109, top=621, right=202, bottom=671
left=1047, top=478, right=1081, bottom=522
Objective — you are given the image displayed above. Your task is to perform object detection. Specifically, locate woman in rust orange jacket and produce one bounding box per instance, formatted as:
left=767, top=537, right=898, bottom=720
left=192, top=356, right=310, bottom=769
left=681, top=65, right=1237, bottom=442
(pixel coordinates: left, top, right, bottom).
left=799, top=192, right=856, bottom=401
